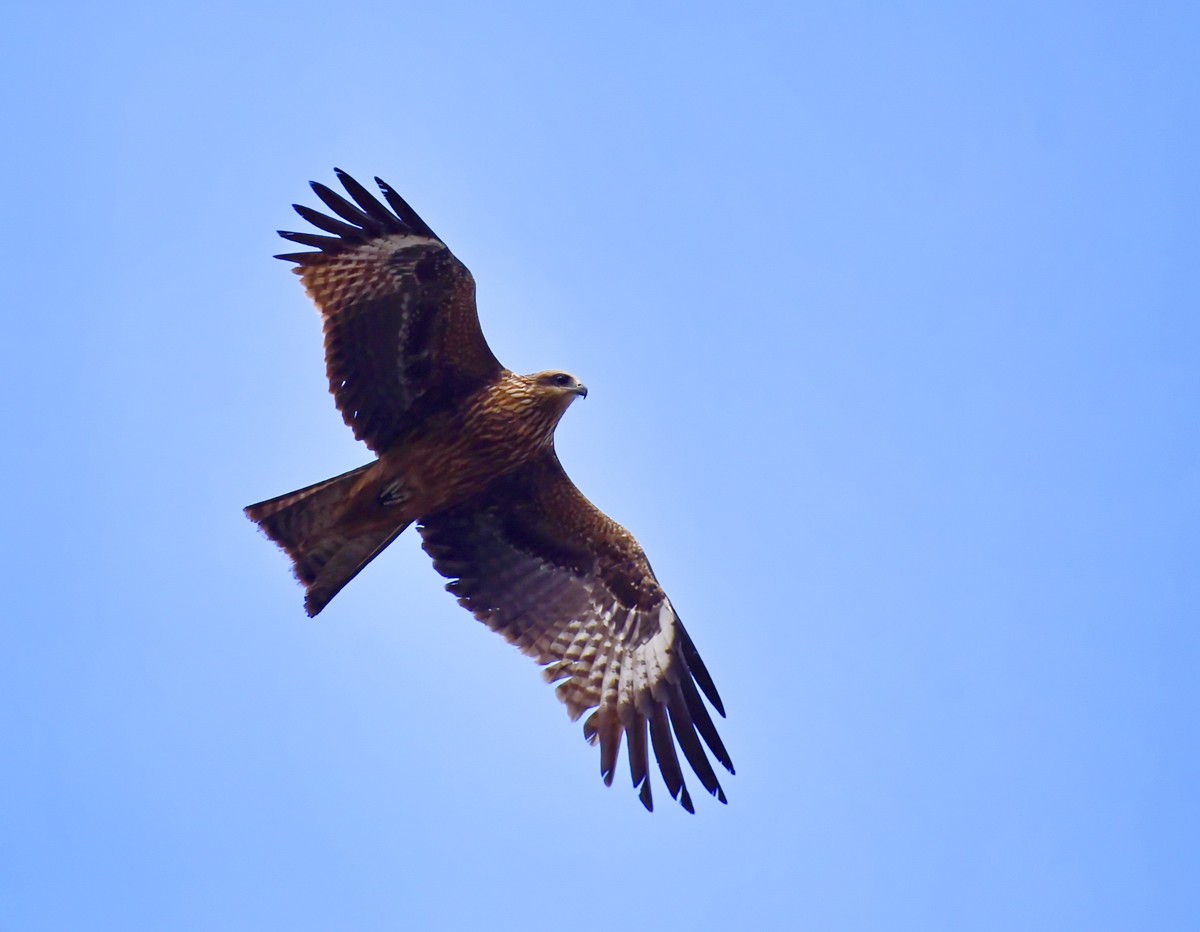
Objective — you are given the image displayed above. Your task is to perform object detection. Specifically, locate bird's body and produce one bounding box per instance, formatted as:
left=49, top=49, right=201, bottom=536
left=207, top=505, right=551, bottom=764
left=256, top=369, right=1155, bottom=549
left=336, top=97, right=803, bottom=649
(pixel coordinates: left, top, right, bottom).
left=246, top=171, right=733, bottom=811
left=249, top=369, right=587, bottom=614
left=349, top=372, right=582, bottom=531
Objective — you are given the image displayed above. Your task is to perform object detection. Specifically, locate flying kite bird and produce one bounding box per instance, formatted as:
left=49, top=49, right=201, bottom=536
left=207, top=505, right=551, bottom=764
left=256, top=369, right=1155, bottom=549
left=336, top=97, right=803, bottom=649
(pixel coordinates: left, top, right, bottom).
left=245, top=170, right=734, bottom=811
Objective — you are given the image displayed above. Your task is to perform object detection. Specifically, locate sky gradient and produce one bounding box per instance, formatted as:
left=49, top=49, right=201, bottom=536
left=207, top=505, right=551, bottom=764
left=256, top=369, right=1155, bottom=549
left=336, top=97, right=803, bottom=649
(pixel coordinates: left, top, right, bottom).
left=2, top=2, right=1197, bottom=929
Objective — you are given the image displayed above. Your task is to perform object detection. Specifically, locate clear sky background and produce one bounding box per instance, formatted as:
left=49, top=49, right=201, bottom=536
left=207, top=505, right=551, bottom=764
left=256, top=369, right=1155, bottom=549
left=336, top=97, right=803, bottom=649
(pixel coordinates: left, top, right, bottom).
left=2, top=2, right=1197, bottom=929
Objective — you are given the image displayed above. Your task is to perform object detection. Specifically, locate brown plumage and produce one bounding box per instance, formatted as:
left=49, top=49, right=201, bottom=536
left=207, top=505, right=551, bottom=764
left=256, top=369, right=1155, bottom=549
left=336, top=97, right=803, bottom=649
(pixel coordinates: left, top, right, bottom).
left=245, top=170, right=733, bottom=811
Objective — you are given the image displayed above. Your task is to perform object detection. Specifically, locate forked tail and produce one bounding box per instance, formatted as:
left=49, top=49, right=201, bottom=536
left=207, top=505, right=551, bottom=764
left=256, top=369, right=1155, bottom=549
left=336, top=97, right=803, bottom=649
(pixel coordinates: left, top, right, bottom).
left=244, top=463, right=410, bottom=616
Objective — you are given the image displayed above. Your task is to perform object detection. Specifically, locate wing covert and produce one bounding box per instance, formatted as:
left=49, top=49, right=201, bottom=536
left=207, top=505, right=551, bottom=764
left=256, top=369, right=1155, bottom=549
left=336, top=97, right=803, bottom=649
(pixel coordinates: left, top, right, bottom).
left=418, top=455, right=733, bottom=812
left=276, top=170, right=504, bottom=452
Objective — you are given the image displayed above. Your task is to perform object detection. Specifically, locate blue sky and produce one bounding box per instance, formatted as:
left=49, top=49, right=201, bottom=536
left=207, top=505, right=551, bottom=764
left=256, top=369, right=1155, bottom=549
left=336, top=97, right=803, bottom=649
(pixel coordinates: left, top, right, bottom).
left=2, top=2, right=1197, bottom=929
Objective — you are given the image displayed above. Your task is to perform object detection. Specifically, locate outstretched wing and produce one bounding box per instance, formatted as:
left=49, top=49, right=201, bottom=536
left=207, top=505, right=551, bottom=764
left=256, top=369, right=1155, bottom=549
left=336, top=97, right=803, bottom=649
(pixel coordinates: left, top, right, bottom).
left=418, top=454, right=734, bottom=812
left=276, top=170, right=505, bottom=453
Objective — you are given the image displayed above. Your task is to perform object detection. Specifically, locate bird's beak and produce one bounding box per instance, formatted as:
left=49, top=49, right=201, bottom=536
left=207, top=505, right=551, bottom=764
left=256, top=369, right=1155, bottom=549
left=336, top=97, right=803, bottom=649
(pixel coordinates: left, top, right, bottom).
left=575, top=384, right=588, bottom=399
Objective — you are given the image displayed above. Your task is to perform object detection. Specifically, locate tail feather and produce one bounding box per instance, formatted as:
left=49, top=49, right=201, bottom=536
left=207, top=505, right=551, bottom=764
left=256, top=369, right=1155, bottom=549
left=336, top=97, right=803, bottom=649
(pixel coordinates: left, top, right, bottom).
left=244, top=462, right=372, bottom=545
left=300, top=522, right=410, bottom=616
left=245, top=463, right=409, bottom=615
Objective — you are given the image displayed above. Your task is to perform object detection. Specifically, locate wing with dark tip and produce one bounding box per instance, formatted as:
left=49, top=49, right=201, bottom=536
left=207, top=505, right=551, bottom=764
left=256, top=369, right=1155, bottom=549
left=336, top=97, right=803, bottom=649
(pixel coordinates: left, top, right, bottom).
left=276, top=169, right=504, bottom=453
left=418, top=453, right=734, bottom=812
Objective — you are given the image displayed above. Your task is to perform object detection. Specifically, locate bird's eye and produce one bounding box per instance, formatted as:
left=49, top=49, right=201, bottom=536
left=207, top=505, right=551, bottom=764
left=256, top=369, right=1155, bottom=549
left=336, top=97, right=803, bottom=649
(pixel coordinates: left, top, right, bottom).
left=554, top=374, right=573, bottom=387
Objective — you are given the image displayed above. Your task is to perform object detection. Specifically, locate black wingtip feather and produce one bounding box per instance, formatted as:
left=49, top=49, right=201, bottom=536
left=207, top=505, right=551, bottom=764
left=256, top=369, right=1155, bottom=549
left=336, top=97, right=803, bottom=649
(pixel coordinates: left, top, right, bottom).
left=276, top=170, right=445, bottom=264
left=667, top=691, right=724, bottom=802
left=678, top=622, right=726, bottom=717
left=649, top=703, right=692, bottom=811
left=375, top=176, right=440, bottom=240
left=627, top=715, right=652, bottom=811
left=598, top=714, right=621, bottom=787
left=278, top=230, right=344, bottom=249
left=292, top=203, right=365, bottom=240
left=309, top=181, right=387, bottom=234
left=680, top=672, right=735, bottom=774
left=334, top=169, right=399, bottom=226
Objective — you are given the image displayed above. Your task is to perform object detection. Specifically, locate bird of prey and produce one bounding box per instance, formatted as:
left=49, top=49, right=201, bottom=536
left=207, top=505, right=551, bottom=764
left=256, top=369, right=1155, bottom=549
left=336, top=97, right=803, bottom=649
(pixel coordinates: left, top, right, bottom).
left=245, top=170, right=733, bottom=811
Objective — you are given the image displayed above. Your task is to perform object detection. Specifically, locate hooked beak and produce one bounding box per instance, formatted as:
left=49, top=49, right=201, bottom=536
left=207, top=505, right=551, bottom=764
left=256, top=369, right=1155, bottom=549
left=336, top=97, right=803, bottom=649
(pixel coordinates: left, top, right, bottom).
left=575, top=383, right=588, bottom=399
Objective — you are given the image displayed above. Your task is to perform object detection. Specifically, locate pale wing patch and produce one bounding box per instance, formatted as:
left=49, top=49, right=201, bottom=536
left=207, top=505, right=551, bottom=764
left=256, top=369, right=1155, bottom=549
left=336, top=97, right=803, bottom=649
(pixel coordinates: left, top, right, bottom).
left=298, top=234, right=446, bottom=313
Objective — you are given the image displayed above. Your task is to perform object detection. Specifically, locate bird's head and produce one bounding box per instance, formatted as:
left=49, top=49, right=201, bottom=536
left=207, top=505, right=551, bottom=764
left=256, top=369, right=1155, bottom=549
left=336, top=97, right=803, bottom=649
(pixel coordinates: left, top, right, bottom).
left=504, top=370, right=588, bottom=444
left=528, top=370, right=588, bottom=409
